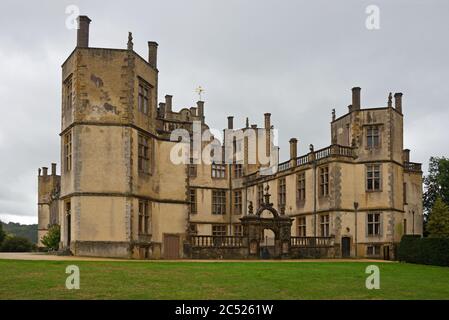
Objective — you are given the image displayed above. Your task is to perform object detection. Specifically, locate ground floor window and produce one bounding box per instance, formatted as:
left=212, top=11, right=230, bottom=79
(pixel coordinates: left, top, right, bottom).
left=297, top=216, right=306, bottom=237
left=138, top=200, right=150, bottom=234
left=212, top=225, right=227, bottom=236
left=366, top=244, right=381, bottom=256
left=233, top=224, right=243, bottom=236
left=320, top=214, right=330, bottom=237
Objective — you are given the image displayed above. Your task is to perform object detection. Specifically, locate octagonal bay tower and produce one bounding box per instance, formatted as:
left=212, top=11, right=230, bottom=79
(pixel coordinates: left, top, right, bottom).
left=58, top=16, right=189, bottom=258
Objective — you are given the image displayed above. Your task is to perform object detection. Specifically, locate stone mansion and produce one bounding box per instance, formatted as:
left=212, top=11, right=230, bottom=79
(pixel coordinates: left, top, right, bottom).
left=37, top=16, right=423, bottom=260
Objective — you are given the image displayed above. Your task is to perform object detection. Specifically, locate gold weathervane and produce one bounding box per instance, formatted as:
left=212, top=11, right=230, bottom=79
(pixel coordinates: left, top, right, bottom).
left=195, top=86, right=205, bottom=101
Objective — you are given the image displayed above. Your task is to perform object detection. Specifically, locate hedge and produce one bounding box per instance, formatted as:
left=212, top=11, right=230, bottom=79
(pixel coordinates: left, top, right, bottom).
left=398, top=235, right=449, bottom=266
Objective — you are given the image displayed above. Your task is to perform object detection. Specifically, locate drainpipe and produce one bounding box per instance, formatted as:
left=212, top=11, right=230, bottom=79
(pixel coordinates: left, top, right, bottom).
left=310, top=144, right=317, bottom=237
left=354, top=201, right=359, bottom=257
left=412, top=210, right=415, bottom=235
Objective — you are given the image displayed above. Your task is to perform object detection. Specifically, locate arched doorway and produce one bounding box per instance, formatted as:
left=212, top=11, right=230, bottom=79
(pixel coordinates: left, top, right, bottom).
left=240, top=185, right=293, bottom=259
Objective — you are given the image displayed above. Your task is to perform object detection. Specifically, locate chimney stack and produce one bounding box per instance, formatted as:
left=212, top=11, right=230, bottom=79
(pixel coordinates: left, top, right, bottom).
left=148, top=41, right=158, bottom=69
left=403, top=149, right=410, bottom=163
left=159, top=102, right=166, bottom=118
left=352, top=87, right=361, bottom=110
left=51, top=163, right=57, bottom=176
left=227, top=116, right=234, bottom=129
left=394, top=92, right=403, bottom=113
left=76, top=16, right=91, bottom=48
left=42, top=167, right=48, bottom=177
left=197, top=101, right=204, bottom=120
left=289, top=138, right=298, bottom=161
left=264, top=113, right=271, bottom=129
left=165, top=95, right=172, bottom=112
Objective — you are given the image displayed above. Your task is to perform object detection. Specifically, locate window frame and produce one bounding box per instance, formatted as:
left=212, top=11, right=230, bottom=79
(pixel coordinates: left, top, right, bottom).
left=64, top=131, right=72, bottom=173
left=189, top=189, right=197, bottom=214
left=212, top=225, right=227, bottom=236
left=366, top=164, right=381, bottom=192
left=211, top=162, right=226, bottom=179
left=278, top=177, right=286, bottom=208
left=319, top=166, right=329, bottom=197
left=367, top=212, right=381, bottom=236
left=366, top=125, right=380, bottom=149
left=320, top=214, right=330, bottom=237
left=234, top=190, right=242, bottom=215
left=138, top=80, right=151, bottom=115
left=138, top=200, right=150, bottom=235
left=212, top=190, right=226, bottom=215
left=297, top=216, right=306, bottom=237
left=297, top=172, right=306, bottom=202
left=138, top=134, right=152, bottom=175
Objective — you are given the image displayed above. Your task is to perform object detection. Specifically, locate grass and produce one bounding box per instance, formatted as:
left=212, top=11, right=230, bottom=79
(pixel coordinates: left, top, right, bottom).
left=0, top=259, right=449, bottom=299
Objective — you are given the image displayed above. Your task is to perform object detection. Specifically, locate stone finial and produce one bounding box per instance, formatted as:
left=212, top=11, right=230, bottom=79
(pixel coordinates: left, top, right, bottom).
left=388, top=92, right=392, bottom=108
left=127, top=32, right=133, bottom=50
left=248, top=201, right=254, bottom=215
left=246, top=117, right=249, bottom=128
left=332, top=108, right=336, bottom=121
left=309, top=144, right=314, bottom=153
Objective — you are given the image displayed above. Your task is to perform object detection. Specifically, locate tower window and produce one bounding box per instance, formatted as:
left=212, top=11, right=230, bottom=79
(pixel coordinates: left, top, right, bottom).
left=367, top=213, right=381, bottom=236
left=64, top=131, right=72, bottom=172
left=138, top=135, right=151, bottom=174
left=366, top=164, right=381, bottom=191
left=366, top=126, right=380, bottom=148
left=64, top=76, right=72, bottom=111
left=138, top=82, right=150, bottom=115
left=138, top=200, right=150, bottom=235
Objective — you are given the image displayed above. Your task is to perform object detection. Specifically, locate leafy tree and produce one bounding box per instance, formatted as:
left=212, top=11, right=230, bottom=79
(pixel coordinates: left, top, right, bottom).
left=427, top=197, right=449, bottom=239
left=423, top=157, right=449, bottom=220
left=41, top=224, right=60, bottom=251
left=1, top=236, right=34, bottom=252
left=0, top=221, right=5, bottom=245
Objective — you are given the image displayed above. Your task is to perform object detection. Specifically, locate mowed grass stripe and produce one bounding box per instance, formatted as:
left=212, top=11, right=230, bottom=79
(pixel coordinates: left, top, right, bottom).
left=0, top=260, right=448, bottom=299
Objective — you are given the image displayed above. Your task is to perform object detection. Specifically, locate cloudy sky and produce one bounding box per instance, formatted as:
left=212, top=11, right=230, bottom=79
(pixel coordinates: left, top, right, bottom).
left=0, top=0, right=448, bottom=224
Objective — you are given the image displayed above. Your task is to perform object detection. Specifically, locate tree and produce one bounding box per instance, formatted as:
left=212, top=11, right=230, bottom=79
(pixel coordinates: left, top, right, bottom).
left=423, top=157, right=449, bottom=222
left=41, top=224, right=60, bottom=251
left=0, top=221, right=5, bottom=245
left=427, top=197, right=449, bottom=239
left=0, top=236, right=34, bottom=252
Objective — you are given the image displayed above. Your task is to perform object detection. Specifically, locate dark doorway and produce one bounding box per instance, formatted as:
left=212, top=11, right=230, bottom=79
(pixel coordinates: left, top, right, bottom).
left=341, top=236, right=351, bottom=257
left=163, top=234, right=180, bottom=259
left=65, top=201, right=71, bottom=247
left=66, top=214, right=71, bottom=246
left=383, top=245, right=390, bottom=260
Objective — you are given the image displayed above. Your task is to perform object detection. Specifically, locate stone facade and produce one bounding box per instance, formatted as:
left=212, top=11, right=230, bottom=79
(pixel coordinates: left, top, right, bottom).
left=37, top=16, right=423, bottom=260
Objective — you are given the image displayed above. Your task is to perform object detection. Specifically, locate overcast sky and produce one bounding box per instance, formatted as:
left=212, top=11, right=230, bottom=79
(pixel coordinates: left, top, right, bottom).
left=0, top=0, right=448, bottom=224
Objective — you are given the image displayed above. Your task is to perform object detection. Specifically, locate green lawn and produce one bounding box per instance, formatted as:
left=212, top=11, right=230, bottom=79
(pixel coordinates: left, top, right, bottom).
left=0, top=259, right=448, bottom=299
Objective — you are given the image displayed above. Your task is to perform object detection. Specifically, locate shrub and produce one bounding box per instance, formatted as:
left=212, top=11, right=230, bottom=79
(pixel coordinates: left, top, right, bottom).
left=398, top=235, right=449, bottom=266
left=1, top=236, right=34, bottom=252
left=41, top=224, right=60, bottom=251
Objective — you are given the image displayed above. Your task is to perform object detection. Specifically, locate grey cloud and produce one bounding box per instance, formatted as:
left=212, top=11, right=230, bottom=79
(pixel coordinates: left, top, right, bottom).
left=0, top=0, right=448, bottom=223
